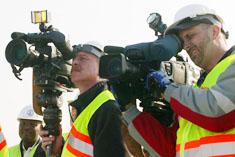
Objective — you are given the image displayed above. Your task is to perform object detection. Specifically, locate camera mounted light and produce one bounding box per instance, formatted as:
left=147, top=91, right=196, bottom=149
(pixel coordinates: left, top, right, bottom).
left=31, top=10, right=53, bottom=32
left=31, top=10, right=51, bottom=24
left=147, top=13, right=167, bottom=36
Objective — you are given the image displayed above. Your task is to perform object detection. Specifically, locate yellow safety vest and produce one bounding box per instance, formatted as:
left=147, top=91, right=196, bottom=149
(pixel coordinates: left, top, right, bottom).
left=176, top=54, right=235, bottom=157
left=0, top=125, right=9, bottom=157
left=9, top=143, right=38, bottom=157
left=62, top=132, right=70, bottom=141
left=61, top=90, right=115, bottom=157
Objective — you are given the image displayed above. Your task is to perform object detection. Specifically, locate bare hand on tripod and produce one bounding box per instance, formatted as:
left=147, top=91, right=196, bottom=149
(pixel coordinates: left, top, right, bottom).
left=40, top=124, right=63, bottom=155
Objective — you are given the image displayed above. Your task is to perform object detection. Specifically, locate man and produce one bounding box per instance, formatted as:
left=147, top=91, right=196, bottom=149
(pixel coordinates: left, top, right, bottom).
left=122, top=4, right=235, bottom=156
left=40, top=41, right=127, bottom=156
left=0, top=124, right=9, bottom=157
left=9, top=105, right=43, bottom=157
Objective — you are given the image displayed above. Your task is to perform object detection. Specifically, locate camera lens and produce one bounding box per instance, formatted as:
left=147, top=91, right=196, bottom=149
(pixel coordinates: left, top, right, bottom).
left=99, top=54, right=124, bottom=79
left=5, top=38, right=44, bottom=67
left=5, top=39, right=27, bottom=65
left=107, top=58, right=122, bottom=77
left=12, top=43, right=27, bottom=62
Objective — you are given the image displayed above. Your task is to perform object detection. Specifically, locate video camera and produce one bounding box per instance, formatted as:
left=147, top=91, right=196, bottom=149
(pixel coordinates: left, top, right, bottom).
left=5, top=10, right=74, bottom=156
left=99, top=13, right=200, bottom=126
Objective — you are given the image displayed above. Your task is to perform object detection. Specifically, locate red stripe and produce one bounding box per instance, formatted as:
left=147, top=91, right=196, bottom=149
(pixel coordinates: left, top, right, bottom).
left=66, top=142, right=92, bottom=157
left=176, top=134, right=235, bottom=152
left=133, top=112, right=178, bottom=157
left=170, top=97, right=235, bottom=132
left=70, top=125, right=92, bottom=144
left=0, top=140, right=6, bottom=151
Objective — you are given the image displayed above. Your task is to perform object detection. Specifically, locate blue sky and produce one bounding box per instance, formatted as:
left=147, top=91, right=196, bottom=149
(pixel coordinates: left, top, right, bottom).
left=0, top=0, right=234, bottom=146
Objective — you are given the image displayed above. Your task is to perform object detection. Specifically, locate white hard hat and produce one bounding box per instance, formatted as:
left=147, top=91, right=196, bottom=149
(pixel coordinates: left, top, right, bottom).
left=165, top=4, right=224, bottom=35
left=17, top=105, right=43, bottom=122
left=84, top=41, right=104, bottom=52
left=73, top=41, right=104, bottom=57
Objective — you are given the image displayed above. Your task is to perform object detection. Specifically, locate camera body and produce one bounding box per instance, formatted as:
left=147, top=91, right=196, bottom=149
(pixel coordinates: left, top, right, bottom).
left=99, top=38, right=200, bottom=126
left=99, top=34, right=185, bottom=103
left=99, top=13, right=201, bottom=126
left=5, top=11, right=74, bottom=136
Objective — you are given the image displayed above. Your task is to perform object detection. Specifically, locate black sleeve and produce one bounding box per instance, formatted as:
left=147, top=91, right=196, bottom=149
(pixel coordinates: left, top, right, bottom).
left=88, top=100, right=126, bottom=157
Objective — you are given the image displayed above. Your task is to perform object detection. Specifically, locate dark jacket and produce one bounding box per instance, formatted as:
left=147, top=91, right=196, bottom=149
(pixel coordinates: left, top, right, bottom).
left=70, top=81, right=126, bottom=157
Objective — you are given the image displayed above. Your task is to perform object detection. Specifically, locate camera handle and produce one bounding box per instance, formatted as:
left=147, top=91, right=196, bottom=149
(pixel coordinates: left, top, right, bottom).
left=46, top=135, right=53, bottom=157
left=38, top=93, right=62, bottom=157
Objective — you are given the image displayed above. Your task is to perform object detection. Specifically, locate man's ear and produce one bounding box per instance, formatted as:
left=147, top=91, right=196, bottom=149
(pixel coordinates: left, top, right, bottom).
left=212, top=25, right=220, bottom=40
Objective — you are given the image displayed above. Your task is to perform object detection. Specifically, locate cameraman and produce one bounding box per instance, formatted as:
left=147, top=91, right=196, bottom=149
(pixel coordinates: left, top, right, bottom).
left=122, top=4, right=235, bottom=156
left=40, top=41, right=127, bottom=157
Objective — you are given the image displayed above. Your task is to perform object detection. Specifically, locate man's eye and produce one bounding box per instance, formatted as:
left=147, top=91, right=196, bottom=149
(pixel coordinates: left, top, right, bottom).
left=80, top=57, right=88, bottom=60
left=188, top=34, right=194, bottom=39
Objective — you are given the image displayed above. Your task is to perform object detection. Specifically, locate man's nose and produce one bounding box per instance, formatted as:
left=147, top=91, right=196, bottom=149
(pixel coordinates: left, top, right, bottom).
left=72, top=59, right=79, bottom=66
left=23, top=123, right=31, bottom=129
left=183, top=40, right=191, bottom=51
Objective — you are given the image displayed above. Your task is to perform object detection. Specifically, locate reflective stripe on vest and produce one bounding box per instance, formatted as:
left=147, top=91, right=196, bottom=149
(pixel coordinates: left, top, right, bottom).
left=62, top=90, right=115, bottom=157
left=0, top=127, right=7, bottom=151
left=176, top=54, right=235, bottom=157
left=0, top=125, right=8, bottom=157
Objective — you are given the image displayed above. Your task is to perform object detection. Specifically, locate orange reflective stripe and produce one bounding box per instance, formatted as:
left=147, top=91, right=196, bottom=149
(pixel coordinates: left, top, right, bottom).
left=66, top=133, right=93, bottom=156
left=176, top=144, right=180, bottom=152
left=0, top=140, right=6, bottom=151
left=62, top=90, right=114, bottom=157
left=70, top=125, right=92, bottom=145
left=176, top=134, right=235, bottom=152
left=67, top=142, right=92, bottom=157
left=201, top=87, right=209, bottom=89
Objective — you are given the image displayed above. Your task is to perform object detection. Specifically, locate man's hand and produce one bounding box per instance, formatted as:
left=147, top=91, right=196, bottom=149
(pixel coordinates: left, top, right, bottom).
left=122, top=123, right=146, bottom=157
left=145, top=70, right=171, bottom=98
left=40, top=124, right=63, bottom=155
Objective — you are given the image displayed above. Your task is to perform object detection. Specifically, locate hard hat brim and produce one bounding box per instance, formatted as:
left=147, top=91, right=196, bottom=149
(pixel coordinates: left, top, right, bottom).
left=73, top=44, right=104, bottom=58
left=165, top=20, right=200, bottom=35
left=165, top=17, right=215, bottom=35
left=17, top=118, right=43, bottom=122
